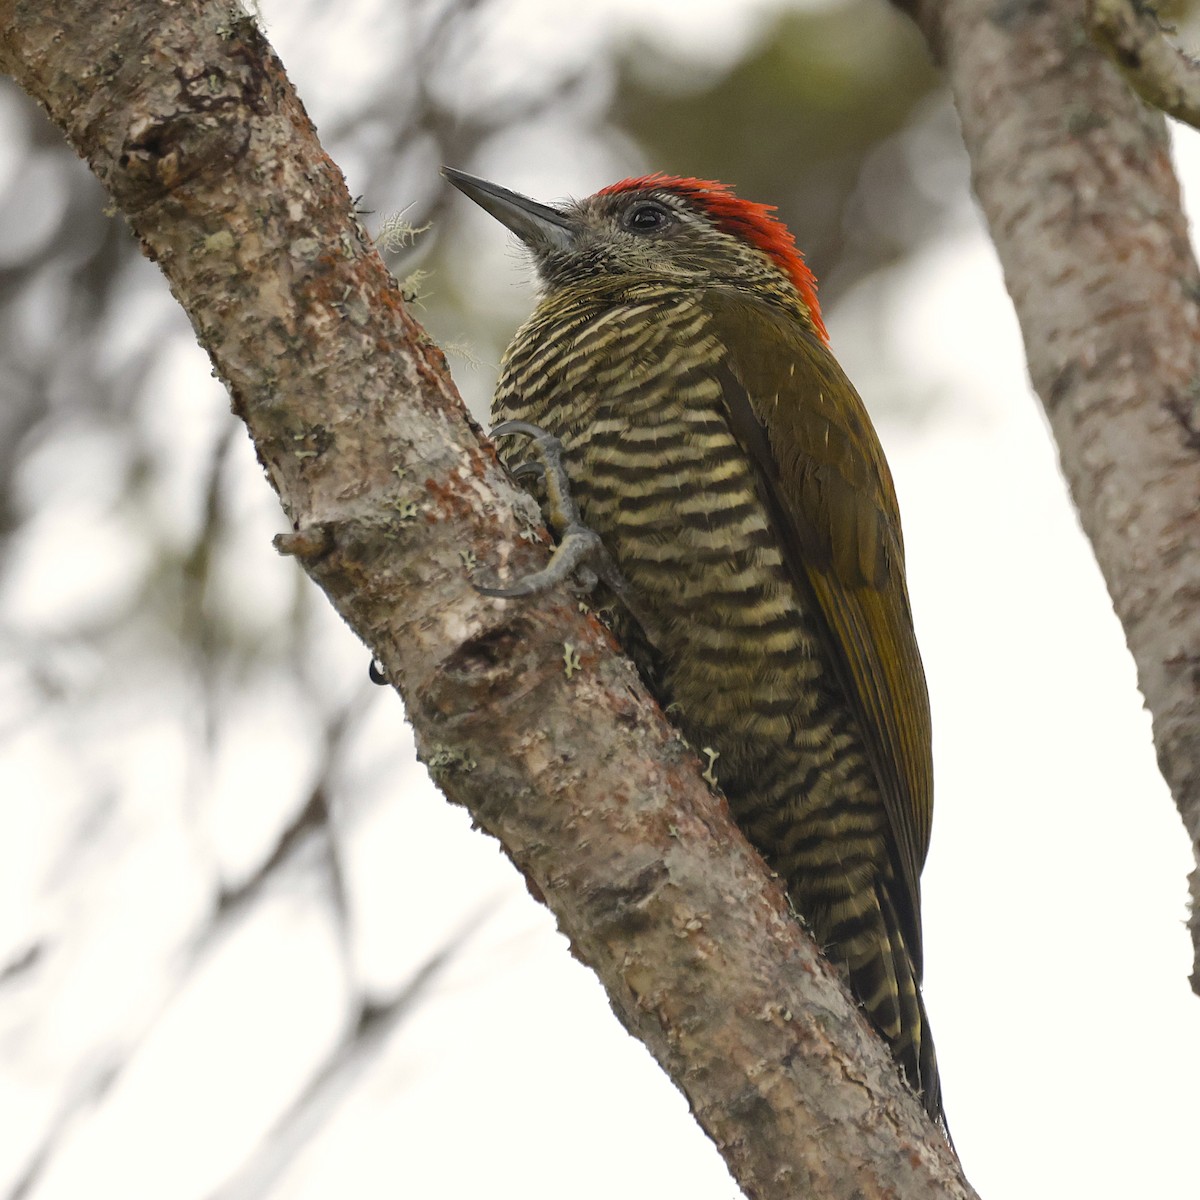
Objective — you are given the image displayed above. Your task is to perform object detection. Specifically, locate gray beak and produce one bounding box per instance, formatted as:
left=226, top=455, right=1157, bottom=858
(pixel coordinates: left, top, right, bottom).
left=442, top=167, right=577, bottom=254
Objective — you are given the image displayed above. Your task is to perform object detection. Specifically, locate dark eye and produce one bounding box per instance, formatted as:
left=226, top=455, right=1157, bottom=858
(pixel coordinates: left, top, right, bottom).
left=625, top=201, right=671, bottom=232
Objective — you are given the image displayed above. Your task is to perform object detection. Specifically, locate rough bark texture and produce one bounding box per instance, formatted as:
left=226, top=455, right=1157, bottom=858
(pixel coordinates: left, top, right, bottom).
left=900, top=0, right=1200, bottom=984
left=0, top=1, right=973, bottom=1195
left=1090, top=0, right=1200, bottom=130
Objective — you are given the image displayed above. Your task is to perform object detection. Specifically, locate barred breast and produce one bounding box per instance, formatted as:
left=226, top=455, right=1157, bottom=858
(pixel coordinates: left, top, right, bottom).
left=492, top=287, right=896, bottom=930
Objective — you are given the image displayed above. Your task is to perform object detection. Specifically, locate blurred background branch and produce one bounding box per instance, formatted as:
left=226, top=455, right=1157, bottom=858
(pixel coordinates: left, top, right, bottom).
left=901, top=0, right=1200, bottom=987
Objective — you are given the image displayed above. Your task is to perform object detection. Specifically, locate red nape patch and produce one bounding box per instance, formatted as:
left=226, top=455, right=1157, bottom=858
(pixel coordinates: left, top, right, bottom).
left=598, top=174, right=828, bottom=343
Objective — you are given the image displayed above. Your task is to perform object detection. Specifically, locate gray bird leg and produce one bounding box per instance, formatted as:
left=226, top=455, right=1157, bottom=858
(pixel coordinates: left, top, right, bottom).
left=480, top=422, right=664, bottom=652
left=479, top=420, right=608, bottom=597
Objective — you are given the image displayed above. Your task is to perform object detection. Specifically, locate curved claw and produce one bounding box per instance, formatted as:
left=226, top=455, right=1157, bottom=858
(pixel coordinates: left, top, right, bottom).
left=475, top=525, right=603, bottom=599
left=511, top=461, right=546, bottom=484
left=489, top=419, right=557, bottom=444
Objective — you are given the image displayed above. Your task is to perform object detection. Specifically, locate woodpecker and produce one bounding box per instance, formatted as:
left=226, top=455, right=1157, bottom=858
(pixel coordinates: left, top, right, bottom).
left=444, top=167, right=944, bottom=1126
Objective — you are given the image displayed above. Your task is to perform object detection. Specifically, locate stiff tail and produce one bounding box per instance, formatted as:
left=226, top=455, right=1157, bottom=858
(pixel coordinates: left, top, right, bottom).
left=826, top=880, right=945, bottom=1131
left=878, top=880, right=943, bottom=1128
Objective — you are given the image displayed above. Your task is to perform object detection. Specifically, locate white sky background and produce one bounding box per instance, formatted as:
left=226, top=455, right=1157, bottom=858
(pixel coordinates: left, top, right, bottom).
left=2, top=0, right=1199, bottom=1197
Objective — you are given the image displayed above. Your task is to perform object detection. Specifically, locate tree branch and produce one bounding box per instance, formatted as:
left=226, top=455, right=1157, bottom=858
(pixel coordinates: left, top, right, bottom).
left=1089, top=0, right=1200, bottom=130
left=0, top=0, right=971, bottom=1195
left=898, top=0, right=1200, bottom=981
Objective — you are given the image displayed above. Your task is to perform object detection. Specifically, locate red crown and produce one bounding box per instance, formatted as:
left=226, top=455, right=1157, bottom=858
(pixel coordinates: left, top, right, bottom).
left=598, top=174, right=827, bottom=343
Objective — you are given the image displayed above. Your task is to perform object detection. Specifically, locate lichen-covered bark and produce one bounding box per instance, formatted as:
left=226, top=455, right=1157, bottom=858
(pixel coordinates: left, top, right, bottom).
left=901, top=0, right=1200, bottom=983
left=0, top=1, right=972, bottom=1195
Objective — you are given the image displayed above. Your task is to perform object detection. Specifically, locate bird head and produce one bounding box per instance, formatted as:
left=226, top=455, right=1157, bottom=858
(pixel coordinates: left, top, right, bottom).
left=442, top=168, right=827, bottom=343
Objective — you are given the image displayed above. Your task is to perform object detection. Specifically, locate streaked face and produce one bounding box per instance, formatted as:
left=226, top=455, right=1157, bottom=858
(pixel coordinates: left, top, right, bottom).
left=531, top=187, right=791, bottom=296
left=442, top=168, right=823, bottom=334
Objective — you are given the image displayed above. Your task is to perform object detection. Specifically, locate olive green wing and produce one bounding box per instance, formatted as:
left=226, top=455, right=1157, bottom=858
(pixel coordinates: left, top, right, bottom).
left=703, top=287, right=934, bottom=970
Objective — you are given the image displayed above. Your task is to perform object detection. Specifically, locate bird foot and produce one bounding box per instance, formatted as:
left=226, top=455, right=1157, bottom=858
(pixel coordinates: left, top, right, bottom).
left=480, top=421, right=667, bottom=657
left=479, top=420, right=613, bottom=599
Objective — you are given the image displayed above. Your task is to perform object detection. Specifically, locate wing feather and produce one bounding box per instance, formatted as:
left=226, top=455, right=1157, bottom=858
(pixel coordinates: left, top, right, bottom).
left=704, top=287, right=933, bottom=971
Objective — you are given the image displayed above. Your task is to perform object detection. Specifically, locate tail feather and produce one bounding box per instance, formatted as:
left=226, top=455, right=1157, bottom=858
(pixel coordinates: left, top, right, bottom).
left=875, top=879, right=945, bottom=1130
left=825, top=880, right=946, bottom=1131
